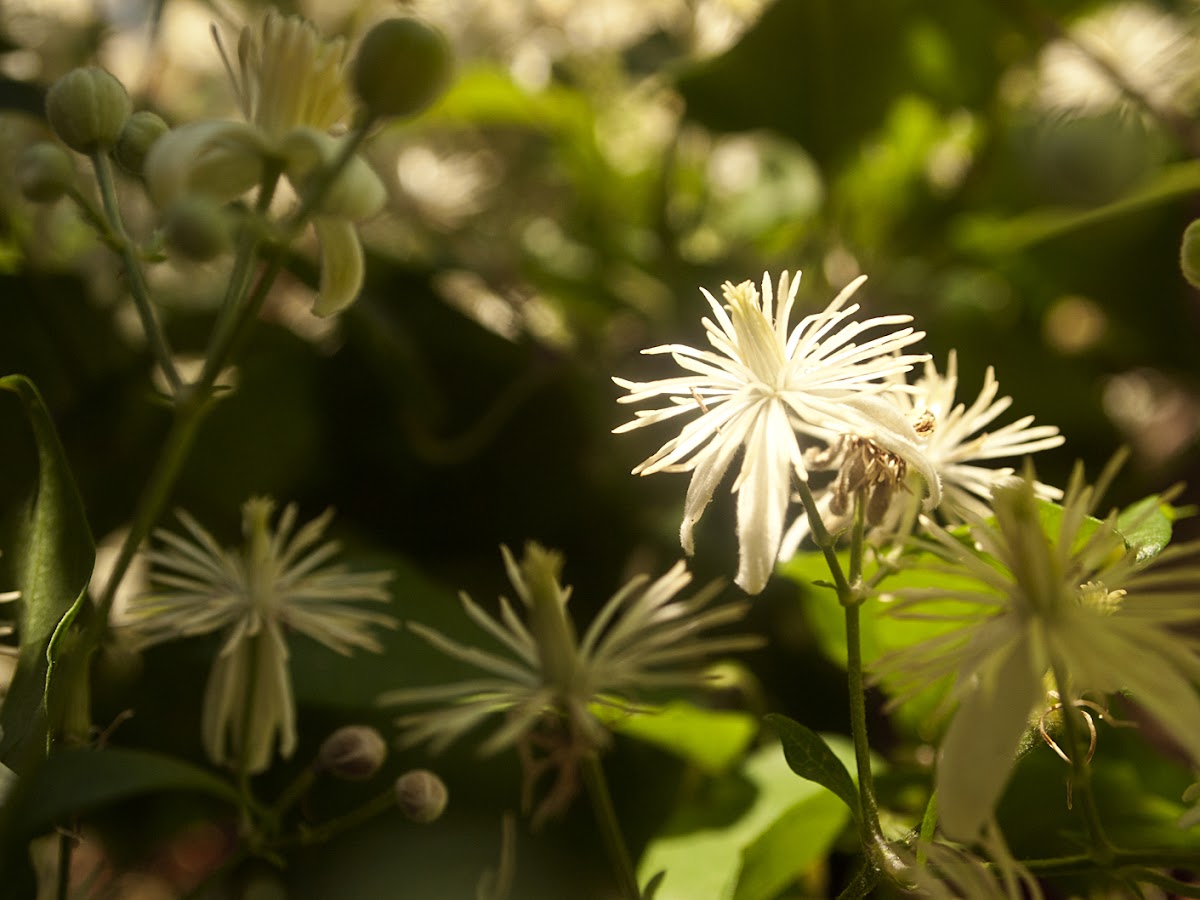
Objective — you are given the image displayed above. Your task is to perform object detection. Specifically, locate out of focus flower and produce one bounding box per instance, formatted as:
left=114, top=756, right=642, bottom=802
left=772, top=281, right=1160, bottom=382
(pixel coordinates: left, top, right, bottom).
left=384, top=544, right=754, bottom=820
left=144, top=12, right=384, bottom=315
left=1037, top=2, right=1200, bottom=119
left=130, top=498, right=394, bottom=774
left=875, top=462, right=1200, bottom=840
left=387, top=543, right=753, bottom=753
left=614, top=270, right=930, bottom=593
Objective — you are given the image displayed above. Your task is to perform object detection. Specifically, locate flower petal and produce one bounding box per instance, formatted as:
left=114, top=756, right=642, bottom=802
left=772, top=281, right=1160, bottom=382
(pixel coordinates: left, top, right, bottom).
left=144, top=120, right=267, bottom=207
left=312, top=217, right=365, bottom=317
left=936, top=627, right=1041, bottom=841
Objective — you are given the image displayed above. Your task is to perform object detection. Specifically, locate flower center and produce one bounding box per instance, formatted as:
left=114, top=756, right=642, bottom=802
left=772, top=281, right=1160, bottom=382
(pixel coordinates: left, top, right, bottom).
left=1077, top=580, right=1125, bottom=614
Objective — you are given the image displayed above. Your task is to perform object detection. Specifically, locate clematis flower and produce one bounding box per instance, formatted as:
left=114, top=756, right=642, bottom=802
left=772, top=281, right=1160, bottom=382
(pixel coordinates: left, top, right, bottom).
left=383, top=544, right=755, bottom=821
left=129, top=498, right=394, bottom=774
left=1037, top=2, right=1200, bottom=120
left=875, top=461, right=1200, bottom=840
left=779, top=352, right=1064, bottom=559
left=613, top=270, right=929, bottom=594
left=385, top=544, right=754, bottom=754
left=144, top=12, right=385, bottom=316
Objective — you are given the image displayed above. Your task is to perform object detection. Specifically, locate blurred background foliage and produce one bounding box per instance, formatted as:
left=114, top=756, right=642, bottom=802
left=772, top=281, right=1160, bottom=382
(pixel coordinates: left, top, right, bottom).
left=2, top=0, right=1200, bottom=896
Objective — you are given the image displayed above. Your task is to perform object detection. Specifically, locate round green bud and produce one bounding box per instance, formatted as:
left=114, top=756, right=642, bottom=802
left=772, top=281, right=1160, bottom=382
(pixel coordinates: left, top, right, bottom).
left=45, top=66, right=132, bottom=154
left=115, top=110, right=169, bottom=177
left=316, top=725, right=387, bottom=780
left=393, top=769, right=448, bottom=824
left=352, top=18, right=453, bottom=120
left=1182, top=219, right=1200, bottom=289
left=17, top=142, right=76, bottom=202
left=162, top=195, right=232, bottom=263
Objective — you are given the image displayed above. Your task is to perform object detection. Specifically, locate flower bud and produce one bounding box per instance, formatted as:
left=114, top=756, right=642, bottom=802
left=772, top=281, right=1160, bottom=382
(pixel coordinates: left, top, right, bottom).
left=45, top=67, right=132, bottom=154
left=316, top=725, right=387, bottom=780
left=393, top=769, right=447, bottom=823
left=1182, top=219, right=1200, bottom=289
left=162, top=195, right=232, bottom=263
left=352, top=18, right=453, bottom=120
left=115, top=111, right=169, bottom=177
left=17, top=142, right=76, bottom=202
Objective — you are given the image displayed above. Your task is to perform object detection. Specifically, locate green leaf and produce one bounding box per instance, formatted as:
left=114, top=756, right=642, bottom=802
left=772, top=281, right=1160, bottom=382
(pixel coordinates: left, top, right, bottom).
left=779, top=549, right=971, bottom=735
left=764, top=714, right=859, bottom=819
left=0, top=375, right=95, bottom=770
left=603, top=701, right=758, bottom=774
left=639, top=735, right=857, bottom=900
left=1, top=746, right=238, bottom=841
left=1117, top=496, right=1174, bottom=562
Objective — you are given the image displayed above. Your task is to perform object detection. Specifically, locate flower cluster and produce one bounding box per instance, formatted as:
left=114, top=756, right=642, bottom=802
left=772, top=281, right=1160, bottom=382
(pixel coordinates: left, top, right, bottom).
left=614, top=270, right=1062, bottom=593
left=144, top=12, right=386, bottom=316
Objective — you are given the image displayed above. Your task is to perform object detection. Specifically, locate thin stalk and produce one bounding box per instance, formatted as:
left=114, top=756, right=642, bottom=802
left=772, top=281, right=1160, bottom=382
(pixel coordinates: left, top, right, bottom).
left=90, top=151, right=182, bottom=394
left=794, top=479, right=853, bottom=600
left=1023, top=847, right=1200, bottom=878
left=92, top=389, right=212, bottom=624
left=200, top=167, right=282, bottom=386
left=580, top=752, right=642, bottom=900
left=282, top=789, right=396, bottom=848
left=1049, top=660, right=1114, bottom=862
left=795, top=484, right=889, bottom=868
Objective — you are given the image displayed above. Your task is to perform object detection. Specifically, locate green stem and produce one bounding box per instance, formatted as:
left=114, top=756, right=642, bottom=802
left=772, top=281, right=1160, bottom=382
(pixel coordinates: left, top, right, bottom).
left=269, top=766, right=318, bottom=826
left=93, top=389, right=213, bottom=624
left=794, top=484, right=889, bottom=868
left=1049, top=660, right=1113, bottom=862
left=580, top=752, right=642, bottom=900
left=1023, top=848, right=1200, bottom=878
left=280, top=789, right=396, bottom=849
left=794, top=479, right=853, bottom=600
left=200, top=167, right=281, bottom=386
left=90, top=151, right=182, bottom=395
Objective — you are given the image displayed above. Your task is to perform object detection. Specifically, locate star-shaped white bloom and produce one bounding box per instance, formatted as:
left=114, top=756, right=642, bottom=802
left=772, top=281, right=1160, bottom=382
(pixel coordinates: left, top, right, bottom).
left=613, top=270, right=929, bottom=593
left=894, top=351, right=1065, bottom=521
left=875, top=462, right=1200, bottom=840
left=129, top=498, right=394, bottom=774
left=144, top=12, right=385, bottom=316
left=778, top=352, right=1064, bottom=560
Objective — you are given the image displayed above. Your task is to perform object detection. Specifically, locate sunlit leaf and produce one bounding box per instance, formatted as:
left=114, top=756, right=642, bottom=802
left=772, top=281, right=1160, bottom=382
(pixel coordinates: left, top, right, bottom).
left=1117, top=496, right=1174, bottom=562
left=639, top=736, right=857, bottom=900
left=603, top=701, right=758, bottom=774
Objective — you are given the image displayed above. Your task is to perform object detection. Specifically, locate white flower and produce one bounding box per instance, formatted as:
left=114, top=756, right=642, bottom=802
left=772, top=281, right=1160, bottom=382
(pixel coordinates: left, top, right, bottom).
left=779, top=352, right=1063, bottom=559
left=1037, top=2, right=1200, bottom=119
left=129, top=498, right=394, bottom=774
left=385, top=544, right=754, bottom=754
left=895, top=352, right=1065, bottom=521
left=144, top=12, right=385, bottom=316
left=875, top=463, right=1200, bottom=840
left=613, top=270, right=929, bottom=594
